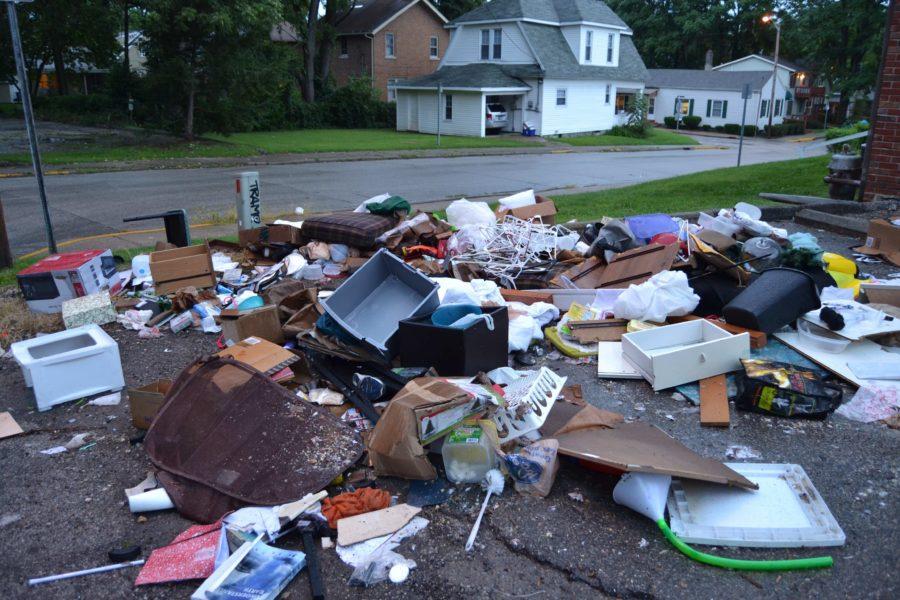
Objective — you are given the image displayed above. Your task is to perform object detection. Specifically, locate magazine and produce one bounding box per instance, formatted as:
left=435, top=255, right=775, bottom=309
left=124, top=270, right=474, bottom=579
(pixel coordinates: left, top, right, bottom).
left=191, top=539, right=305, bottom=600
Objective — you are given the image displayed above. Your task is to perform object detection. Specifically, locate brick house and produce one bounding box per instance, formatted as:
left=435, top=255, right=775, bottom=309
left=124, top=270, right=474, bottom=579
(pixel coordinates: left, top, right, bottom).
left=863, top=0, right=899, bottom=201
left=328, top=0, right=450, bottom=101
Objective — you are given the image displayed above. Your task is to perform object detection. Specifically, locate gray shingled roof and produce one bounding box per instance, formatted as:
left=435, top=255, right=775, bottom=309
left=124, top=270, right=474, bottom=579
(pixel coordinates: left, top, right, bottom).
left=520, top=23, right=646, bottom=81
left=450, top=0, right=628, bottom=29
left=646, top=69, right=772, bottom=92
left=396, top=63, right=541, bottom=89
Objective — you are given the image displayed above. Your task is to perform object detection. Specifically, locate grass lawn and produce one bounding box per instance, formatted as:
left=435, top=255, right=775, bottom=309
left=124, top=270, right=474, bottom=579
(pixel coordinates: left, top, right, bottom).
left=560, top=127, right=699, bottom=147
left=552, top=155, right=830, bottom=222
left=0, top=142, right=257, bottom=166
left=207, top=128, right=537, bottom=153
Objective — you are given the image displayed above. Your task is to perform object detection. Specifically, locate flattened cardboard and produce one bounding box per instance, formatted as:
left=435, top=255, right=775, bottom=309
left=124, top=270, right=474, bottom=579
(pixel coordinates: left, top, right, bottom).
left=150, top=243, right=216, bottom=294
left=216, top=337, right=298, bottom=375
left=554, top=421, right=756, bottom=489
left=218, top=305, right=284, bottom=346
left=366, top=378, right=472, bottom=480
left=336, top=504, right=421, bottom=547
left=699, top=375, right=729, bottom=427
left=861, top=282, right=900, bottom=307
left=690, top=234, right=752, bottom=285
left=128, top=380, right=173, bottom=430
left=499, top=289, right=555, bottom=306
left=552, top=244, right=677, bottom=290
left=854, top=217, right=900, bottom=266
left=496, top=195, right=557, bottom=224
left=0, top=412, right=24, bottom=439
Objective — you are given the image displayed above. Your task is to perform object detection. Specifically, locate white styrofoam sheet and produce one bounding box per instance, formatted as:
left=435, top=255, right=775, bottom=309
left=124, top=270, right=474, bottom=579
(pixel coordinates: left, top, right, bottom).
left=774, top=331, right=900, bottom=387
left=802, top=303, right=900, bottom=341
left=596, top=342, right=643, bottom=379
left=667, top=463, right=845, bottom=548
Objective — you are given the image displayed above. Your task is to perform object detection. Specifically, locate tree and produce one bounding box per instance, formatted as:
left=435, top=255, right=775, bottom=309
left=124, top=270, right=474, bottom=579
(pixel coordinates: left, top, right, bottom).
left=435, top=0, right=485, bottom=21
left=141, top=0, right=285, bottom=139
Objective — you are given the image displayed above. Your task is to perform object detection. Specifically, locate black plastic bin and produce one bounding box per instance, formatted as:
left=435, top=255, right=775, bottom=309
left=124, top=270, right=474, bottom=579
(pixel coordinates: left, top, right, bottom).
left=722, top=268, right=821, bottom=333
left=397, top=306, right=508, bottom=376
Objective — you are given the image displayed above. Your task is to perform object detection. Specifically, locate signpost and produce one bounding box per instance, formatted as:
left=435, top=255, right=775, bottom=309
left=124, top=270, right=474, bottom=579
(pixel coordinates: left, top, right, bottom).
left=4, top=0, right=57, bottom=254
left=737, top=83, right=751, bottom=167
left=436, top=83, right=442, bottom=147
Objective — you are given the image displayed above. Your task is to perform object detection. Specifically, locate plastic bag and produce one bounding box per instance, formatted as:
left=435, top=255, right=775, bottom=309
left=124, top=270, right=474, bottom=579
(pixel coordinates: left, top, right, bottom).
left=445, top=199, right=496, bottom=228
left=736, top=359, right=842, bottom=419
left=612, top=270, right=700, bottom=322
left=503, top=439, right=559, bottom=498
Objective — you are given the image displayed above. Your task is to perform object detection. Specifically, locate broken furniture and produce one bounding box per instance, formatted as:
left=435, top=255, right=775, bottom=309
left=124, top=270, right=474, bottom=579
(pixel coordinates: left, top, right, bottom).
left=149, top=243, right=216, bottom=295
left=553, top=243, right=678, bottom=289
left=10, top=324, right=125, bottom=411
left=123, top=209, right=191, bottom=248
left=621, top=320, right=750, bottom=391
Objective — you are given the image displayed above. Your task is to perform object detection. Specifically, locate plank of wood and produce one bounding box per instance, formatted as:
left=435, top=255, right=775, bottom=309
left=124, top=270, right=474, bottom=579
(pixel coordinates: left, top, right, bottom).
left=699, top=375, right=729, bottom=428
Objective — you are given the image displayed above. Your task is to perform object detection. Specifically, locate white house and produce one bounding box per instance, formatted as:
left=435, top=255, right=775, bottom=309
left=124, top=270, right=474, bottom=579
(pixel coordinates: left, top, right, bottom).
left=713, top=54, right=804, bottom=118
left=646, top=68, right=789, bottom=130
left=393, top=0, right=648, bottom=137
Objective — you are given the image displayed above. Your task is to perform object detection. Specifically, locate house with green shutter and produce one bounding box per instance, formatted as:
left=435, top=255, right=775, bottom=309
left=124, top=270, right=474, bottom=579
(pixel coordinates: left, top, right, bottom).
left=645, top=68, right=788, bottom=130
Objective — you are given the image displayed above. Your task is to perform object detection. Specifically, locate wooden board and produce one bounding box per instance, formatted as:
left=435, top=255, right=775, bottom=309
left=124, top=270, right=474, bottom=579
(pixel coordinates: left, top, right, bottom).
left=699, top=375, right=729, bottom=427
left=336, top=504, right=421, bottom=547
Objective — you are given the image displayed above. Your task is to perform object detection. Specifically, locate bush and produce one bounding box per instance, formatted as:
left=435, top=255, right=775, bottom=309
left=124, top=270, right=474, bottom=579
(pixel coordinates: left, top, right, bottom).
left=723, top=124, right=740, bottom=135
left=825, top=121, right=869, bottom=152
left=322, top=78, right=395, bottom=129
left=0, top=103, right=23, bottom=118
left=31, top=93, right=129, bottom=126
left=701, top=124, right=712, bottom=131
left=805, top=119, right=824, bottom=130
left=608, top=125, right=645, bottom=138
left=663, top=116, right=677, bottom=129
left=714, top=125, right=725, bottom=132
left=682, top=115, right=702, bottom=129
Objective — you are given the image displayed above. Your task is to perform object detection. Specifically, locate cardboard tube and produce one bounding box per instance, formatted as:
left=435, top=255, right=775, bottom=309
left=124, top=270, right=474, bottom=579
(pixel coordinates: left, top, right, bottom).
left=128, top=488, right=174, bottom=513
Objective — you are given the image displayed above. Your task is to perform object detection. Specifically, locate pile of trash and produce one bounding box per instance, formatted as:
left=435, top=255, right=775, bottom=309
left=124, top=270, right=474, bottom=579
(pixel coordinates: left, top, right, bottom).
left=5, top=190, right=900, bottom=595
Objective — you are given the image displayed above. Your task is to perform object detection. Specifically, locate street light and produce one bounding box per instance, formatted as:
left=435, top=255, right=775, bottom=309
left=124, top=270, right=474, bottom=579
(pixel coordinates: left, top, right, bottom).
left=762, top=13, right=781, bottom=139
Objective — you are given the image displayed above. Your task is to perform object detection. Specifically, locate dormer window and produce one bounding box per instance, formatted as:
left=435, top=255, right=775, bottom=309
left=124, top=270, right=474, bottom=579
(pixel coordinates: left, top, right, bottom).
left=481, top=28, right=501, bottom=60
left=585, top=30, right=592, bottom=62
left=607, top=33, right=614, bottom=63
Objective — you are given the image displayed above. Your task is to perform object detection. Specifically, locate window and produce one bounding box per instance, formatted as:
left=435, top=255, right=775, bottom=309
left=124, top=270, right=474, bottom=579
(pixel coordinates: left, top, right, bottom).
left=585, top=30, right=593, bottom=62
left=387, top=86, right=396, bottom=102
left=556, top=88, right=567, bottom=106
left=786, top=99, right=793, bottom=115
left=648, top=97, right=655, bottom=114
left=339, top=37, right=348, bottom=58
left=445, top=94, right=453, bottom=120
left=607, top=33, right=614, bottom=62
left=678, top=98, right=693, bottom=115
left=760, top=99, right=769, bottom=117
left=385, top=33, right=395, bottom=58
left=493, top=28, right=502, bottom=59
left=774, top=99, right=782, bottom=116
left=604, top=84, right=611, bottom=104
left=480, top=29, right=490, bottom=60
left=711, top=100, right=724, bottom=117
left=429, top=36, right=438, bottom=59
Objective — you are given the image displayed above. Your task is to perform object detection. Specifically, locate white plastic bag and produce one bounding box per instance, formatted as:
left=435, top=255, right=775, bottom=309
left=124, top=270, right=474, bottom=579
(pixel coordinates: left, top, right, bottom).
left=613, top=270, right=699, bottom=323
left=445, top=199, right=496, bottom=228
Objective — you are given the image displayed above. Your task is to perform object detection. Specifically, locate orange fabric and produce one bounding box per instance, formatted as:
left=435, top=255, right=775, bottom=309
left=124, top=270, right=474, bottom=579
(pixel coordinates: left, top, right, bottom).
left=321, top=488, right=391, bottom=529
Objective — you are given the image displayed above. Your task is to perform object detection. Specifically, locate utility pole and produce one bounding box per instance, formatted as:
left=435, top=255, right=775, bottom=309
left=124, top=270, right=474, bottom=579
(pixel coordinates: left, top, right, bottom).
left=4, top=0, right=57, bottom=254
left=738, top=83, right=750, bottom=167
left=762, top=14, right=781, bottom=138
left=436, top=83, right=442, bottom=147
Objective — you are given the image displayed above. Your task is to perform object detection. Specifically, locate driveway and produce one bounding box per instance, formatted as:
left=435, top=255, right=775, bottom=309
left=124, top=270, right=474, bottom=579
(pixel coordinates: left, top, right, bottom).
left=0, top=136, right=816, bottom=254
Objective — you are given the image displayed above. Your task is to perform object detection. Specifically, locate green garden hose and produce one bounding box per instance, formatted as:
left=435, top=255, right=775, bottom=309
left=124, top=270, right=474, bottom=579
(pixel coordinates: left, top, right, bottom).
left=657, top=519, right=833, bottom=571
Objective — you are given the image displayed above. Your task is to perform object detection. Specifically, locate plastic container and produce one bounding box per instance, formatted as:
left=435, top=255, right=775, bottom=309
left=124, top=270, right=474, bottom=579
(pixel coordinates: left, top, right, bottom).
left=430, top=304, right=482, bottom=327
left=797, top=320, right=851, bottom=353
left=322, top=248, right=439, bottom=357
left=301, top=264, right=324, bottom=281
left=723, top=268, right=821, bottom=334
left=441, top=425, right=497, bottom=484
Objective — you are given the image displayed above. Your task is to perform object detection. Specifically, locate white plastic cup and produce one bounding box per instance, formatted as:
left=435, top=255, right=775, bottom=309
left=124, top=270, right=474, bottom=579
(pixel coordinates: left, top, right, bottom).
left=128, top=488, right=174, bottom=513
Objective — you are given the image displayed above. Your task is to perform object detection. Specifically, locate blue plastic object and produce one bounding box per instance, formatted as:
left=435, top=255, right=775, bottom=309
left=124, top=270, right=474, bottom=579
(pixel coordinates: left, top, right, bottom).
left=431, top=304, right=482, bottom=327
left=626, top=213, right=679, bottom=242
left=238, top=295, right=265, bottom=311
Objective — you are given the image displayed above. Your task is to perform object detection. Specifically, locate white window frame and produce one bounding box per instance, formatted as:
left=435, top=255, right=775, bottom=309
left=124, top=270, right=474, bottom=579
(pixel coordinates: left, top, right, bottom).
left=584, top=30, right=593, bottom=62
left=492, top=28, right=502, bottom=59
left=385, top=32, right=395, bottom=58
left=711, top=99, right=724, bottom=118
left=387, top=86, right=396, bottom=102
left=445, top=94, right=453, bottom=120
left=774, top=99, right=782, bottom=116
left=480, top=29, right=490, bottom=60
left=556, top=88, right=567, bottom=107
left=648, top=97, right=655, bottom=114
left=607, top=33, right=614, bottom=63
left=339, top=37, right=348, bottom=58
left=604, top=84, right=611, bottom=105
left=429, top=36, right=439, bottom=59
left=760, top=99, right=769, bottom=117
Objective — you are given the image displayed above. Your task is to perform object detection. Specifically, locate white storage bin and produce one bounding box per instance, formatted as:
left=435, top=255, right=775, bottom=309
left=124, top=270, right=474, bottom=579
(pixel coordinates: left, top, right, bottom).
left=10, top=324, right=125, bottom=411
left=621, top=320, right=749, bottom=391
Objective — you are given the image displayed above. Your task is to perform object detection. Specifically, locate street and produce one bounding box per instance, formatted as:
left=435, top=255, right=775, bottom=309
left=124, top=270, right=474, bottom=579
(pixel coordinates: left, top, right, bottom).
left=0, top=135, right=815, bottom=254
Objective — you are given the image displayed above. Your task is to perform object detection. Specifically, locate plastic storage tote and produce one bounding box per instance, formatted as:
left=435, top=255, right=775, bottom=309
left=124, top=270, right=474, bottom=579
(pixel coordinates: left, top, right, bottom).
left=322, top=248, right=439, bottom=358
left=723, top=268, right=821, bottom=334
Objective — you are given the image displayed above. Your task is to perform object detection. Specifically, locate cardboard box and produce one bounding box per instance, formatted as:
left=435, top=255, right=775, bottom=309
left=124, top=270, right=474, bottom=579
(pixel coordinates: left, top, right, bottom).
left=17, top=249, right=119, bottom=313
left=854, top=217, right=900, bottom=266
left=216, top=337, right=298, bottom=375
left=367, top=378, right=485, bottom=480
left=61, top=291, right=117, bottom=329
left=128, top=380, right=173, bottom=430
left=496, top=195, right=557, bottom=224
left=861, top=282, right=900, bottom=307
left=149, top=243, right=216, bottom=295
left=266, top=224, right=303, bottom=245
left=218, top=305, right=284, bottom=346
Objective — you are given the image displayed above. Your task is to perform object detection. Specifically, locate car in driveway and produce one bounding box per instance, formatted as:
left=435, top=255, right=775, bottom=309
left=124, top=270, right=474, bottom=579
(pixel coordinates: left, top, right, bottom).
left=485, top=103, right=508, bottom=131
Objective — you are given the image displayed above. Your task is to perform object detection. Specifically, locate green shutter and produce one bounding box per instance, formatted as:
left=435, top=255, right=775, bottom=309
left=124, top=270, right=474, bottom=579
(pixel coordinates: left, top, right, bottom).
left=706, top=100, right=711, bottom=117
left=722, top=100, right=728, bottom=118
left=689, top=99, right=695, bottom=116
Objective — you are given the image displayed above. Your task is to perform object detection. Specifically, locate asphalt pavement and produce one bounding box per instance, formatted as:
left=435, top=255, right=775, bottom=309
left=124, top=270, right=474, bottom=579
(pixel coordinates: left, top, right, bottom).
left=0, top=135, right=815, bottom=254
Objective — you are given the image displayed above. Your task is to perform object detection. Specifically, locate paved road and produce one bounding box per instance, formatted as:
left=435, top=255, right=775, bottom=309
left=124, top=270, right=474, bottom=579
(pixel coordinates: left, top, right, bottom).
left=0, top=135, right=816, bottom=253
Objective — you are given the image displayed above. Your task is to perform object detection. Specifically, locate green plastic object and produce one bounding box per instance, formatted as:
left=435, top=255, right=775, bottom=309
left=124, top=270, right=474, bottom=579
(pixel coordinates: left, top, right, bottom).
left=656, top=519, right=833, bottom=571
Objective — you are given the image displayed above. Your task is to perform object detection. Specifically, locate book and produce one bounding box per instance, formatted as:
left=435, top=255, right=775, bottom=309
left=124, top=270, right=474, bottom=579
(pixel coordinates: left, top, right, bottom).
left=191, top=539, right=305, bottom=600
